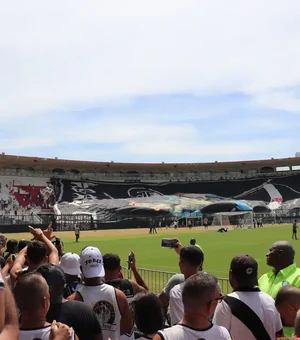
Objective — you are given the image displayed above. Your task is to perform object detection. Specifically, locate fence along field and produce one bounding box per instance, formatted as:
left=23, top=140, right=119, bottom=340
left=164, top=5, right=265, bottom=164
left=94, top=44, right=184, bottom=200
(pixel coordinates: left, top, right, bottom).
left=6, top=224, right=298, bottom=293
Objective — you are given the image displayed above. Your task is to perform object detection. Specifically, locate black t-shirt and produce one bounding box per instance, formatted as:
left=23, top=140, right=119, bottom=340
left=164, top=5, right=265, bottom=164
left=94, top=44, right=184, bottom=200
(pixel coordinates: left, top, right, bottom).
left=47, top=300, right=101, bottom=340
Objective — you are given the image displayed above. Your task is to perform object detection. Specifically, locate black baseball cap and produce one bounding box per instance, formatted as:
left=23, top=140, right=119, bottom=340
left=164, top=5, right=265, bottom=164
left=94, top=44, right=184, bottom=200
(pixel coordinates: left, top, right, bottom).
left=36, top=263, right=65, bottom=288
left=230, top=255, right=258, bottom=286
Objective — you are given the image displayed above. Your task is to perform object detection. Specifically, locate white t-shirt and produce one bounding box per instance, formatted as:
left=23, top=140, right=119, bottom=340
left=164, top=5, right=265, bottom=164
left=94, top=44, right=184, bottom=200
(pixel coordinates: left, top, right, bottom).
left=19, top=325, right=75, bottom=340
left=157, top=323, right=232, bottom=340
left=213, top=291, right=282, bottom=340
left=169, top=282, right=184, bottom=325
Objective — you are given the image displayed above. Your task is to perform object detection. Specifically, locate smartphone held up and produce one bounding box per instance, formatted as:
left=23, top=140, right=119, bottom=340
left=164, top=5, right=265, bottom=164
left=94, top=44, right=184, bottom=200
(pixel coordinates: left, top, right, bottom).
left=161, top=238, right=178, bottom=248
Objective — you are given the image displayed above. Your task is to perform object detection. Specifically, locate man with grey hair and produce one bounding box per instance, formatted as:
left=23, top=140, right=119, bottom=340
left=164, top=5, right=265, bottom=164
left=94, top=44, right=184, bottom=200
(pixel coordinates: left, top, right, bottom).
left=154, top=273, right=232, bottom=340
left=259, top=241, right=300, bottom=337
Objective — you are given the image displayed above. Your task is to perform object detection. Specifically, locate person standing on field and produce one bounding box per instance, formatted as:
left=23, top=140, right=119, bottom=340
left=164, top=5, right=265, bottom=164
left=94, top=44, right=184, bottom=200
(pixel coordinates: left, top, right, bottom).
left=74, top=226, right=80, bottom=243
left=293, top=220, right=298, bottom=240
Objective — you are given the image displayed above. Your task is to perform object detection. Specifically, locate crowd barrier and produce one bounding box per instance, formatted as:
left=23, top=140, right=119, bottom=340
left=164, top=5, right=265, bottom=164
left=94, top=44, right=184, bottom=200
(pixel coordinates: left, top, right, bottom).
left=121, top=267, right=230, bottom=294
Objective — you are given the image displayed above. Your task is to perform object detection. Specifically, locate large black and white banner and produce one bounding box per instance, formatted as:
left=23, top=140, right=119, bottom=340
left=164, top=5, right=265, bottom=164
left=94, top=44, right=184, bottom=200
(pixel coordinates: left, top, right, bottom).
left=51, top=174, right=300, bottom=221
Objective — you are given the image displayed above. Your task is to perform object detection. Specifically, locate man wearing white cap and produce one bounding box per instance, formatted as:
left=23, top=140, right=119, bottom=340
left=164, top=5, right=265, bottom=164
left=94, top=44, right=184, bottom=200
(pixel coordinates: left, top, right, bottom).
left=68, top=246, right=132, bottom=340
left=60, top=253, right=83, bottom=298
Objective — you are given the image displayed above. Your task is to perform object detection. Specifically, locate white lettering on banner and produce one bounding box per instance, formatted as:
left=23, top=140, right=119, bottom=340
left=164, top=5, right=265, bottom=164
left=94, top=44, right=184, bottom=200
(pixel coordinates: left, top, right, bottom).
left=70, top=182, right=97, bottom=201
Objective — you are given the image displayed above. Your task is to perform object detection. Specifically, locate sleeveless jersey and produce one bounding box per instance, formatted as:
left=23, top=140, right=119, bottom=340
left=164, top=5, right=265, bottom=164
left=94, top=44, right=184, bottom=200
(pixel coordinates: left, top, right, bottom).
left=157, top=324, right=232, bottom=340
left=19, top=325, right=75, bottom=340
left=106, top=279, right=135, bottom=340
left=78, top=283, right=122, bottom=340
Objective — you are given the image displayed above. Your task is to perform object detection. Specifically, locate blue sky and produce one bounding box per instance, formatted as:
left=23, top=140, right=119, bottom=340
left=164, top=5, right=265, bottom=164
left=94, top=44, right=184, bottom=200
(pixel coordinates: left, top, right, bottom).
left=1, top=1, right=300, bottom=163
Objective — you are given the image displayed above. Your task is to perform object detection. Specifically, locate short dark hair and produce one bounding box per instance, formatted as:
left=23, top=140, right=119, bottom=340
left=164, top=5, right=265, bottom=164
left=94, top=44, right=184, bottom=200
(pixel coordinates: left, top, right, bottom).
left=18, top=240, right=31, bottom=252
left=180, top=246, right=204, bottom=267
left=103, top=253, right=121, bottom=271
left=6, top=239, right=18, bottom=253
left=36, top=263, right=65, bottom=298
left=131, top=292, right=164, bottom=335
left=27, top=241, right=48, bottom=265
left=14, top=272, right=47, bottom=313
left=182, top=272, right=218, bottom=309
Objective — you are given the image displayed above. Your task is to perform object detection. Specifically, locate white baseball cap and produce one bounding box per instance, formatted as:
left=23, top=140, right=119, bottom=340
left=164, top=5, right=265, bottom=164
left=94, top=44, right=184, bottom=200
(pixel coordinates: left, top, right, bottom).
left=60, top=252, right=81, bottom=276
left=80, top=246, right=105, bottom=279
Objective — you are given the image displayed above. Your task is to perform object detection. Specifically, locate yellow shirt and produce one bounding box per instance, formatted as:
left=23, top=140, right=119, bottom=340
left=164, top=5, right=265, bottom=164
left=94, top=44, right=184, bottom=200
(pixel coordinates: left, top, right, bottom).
left=259, top=263, right=300, bottom=337
left=259, top=263, right=300, bottom=298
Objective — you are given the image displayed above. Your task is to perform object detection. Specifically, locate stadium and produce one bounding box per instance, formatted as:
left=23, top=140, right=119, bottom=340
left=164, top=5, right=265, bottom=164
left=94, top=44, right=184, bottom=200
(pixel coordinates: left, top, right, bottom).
left=2, top=153, right=300, bottom=339
left=0, top=153, right=300, bottom=232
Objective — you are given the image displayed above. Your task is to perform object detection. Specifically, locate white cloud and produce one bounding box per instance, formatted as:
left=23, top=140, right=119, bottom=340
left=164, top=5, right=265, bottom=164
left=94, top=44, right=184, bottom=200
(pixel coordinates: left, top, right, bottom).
left=254, top=90, right=300, bottom=112
left=1, top=0, right=300, bottom=117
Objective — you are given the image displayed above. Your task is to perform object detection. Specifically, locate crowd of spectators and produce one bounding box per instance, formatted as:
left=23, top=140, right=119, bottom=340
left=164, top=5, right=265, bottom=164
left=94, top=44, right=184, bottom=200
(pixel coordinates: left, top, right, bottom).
left=1, top=224, right=300, bottom=339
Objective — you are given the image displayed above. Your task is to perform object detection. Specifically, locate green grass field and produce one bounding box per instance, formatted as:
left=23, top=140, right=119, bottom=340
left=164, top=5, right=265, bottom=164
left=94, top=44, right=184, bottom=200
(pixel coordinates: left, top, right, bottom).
left=6, top=224, right=300, bottom=293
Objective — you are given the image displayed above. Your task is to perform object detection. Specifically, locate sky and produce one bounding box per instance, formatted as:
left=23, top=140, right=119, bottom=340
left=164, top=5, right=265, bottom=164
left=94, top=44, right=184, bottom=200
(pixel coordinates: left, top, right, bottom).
left=1, top=1, right=300, bottom=163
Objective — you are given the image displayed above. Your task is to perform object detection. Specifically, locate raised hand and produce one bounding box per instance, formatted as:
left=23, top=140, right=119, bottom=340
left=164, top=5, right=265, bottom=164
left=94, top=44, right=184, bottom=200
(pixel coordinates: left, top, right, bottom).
left=28, top=226, right=44, bottom=240
left=43, top=221, right=56, bottom=240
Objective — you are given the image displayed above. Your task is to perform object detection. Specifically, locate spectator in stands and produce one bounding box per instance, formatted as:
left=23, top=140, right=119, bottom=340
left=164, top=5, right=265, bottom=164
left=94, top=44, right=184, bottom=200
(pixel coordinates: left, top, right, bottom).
left=131, top=292, right=164, bottom=340
left=18, top=239, right=30, bottom=252
left=10, top=226, right=59, bottom=285
left=154, top=273, right=231, bottom=340
left=169, top=245, right=204, bottom=325
left=0, top=235, right=7, bottom=257
left=213, top=255, right=283, bottom=339
left=104, top=252, right=148, bottom=340
left=68, top=246, right=132, bottom=340
left=0, top=256, right=5, bottom=269
left=295, top=309, right=300, bottom=338
left=52, top=237, right=65, bottom=259
left=158, top=240, right=204, bottom=324
left=14, top=272, right=75, bottom=340
left=60, top=252, right=83, bottom=298
left=36, top=263, right=103, bottom=340
left=0, top=271, right=19, bottom=339
left=275, top=286, right=300, bottom=337
left=4, top=239, right=18, bottom=260
left=259, top=241, right=300, bottom=337
left=104, top=252, right=148, bottom=299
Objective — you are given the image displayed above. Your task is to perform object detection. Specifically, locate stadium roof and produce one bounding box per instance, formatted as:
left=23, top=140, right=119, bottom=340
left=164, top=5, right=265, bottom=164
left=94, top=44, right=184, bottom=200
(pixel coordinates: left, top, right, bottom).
left=0, top=154, right=299, bottom=174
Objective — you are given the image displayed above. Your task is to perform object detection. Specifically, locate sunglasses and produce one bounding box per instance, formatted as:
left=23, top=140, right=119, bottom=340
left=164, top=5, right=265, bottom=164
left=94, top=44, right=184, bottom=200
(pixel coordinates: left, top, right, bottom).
left=209, top=294, right=224, bottom=304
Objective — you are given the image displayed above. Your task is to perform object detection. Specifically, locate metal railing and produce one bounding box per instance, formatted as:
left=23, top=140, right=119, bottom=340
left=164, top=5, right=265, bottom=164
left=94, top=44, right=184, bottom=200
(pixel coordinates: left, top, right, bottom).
left=122, top=267, right=230, bottom=294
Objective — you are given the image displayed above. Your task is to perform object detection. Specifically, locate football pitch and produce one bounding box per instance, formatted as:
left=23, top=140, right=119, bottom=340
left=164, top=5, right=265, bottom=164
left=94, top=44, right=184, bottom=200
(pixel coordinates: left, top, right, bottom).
left=6, top=224, right=299, bottom=293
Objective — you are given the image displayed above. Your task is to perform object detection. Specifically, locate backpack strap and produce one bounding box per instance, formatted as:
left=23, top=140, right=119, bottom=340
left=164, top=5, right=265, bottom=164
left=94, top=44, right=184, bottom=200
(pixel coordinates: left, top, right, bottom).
left=223, top=295, right=271, bottom=340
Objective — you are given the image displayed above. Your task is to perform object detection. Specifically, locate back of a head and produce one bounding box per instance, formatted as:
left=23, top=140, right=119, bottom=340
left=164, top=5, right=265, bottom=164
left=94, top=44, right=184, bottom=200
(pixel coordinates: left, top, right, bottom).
left=18, top=239, right=30, bottom=253
left=131, top=292, right=164, bottom=335
left=36, top=263, right=65, bottom=299
left=27, top=241, right=48, bottom=265
left=14, top=272, right=48, bottom=314
left=103, top=253, right=121, bottom=271
left=180, top=245, right=204, bottom=268
left=295, top=309, right=300, bottom=336
left=273, top=241, right=295, bottom=261
left=6, top=239, right=18, bottom=253
left=275, top=286, right=300, bottom=308
left=182, top=272, right=218, bottom=310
